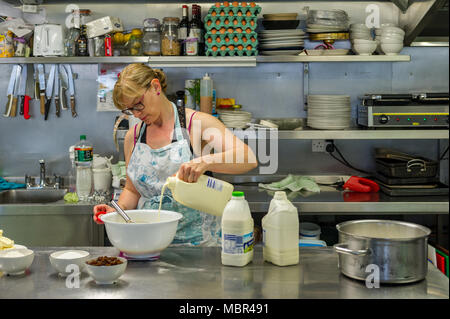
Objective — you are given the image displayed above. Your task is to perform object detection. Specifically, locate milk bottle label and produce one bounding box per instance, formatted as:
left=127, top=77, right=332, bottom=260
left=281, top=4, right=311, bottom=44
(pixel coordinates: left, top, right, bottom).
left=223, top=232, right=254, bottom=254
left=206, top=177, right=223, bottom=192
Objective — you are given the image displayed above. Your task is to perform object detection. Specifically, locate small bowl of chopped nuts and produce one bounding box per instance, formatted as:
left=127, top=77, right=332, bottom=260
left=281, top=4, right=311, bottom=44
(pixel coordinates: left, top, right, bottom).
left=85, top=256, right=127, bottom=285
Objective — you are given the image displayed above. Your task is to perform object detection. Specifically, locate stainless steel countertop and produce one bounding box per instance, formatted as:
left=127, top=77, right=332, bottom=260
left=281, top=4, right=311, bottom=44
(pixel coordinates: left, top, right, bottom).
left=0, top=246, right=448, bottom=299
left=0, top=186, right=448, bottom=215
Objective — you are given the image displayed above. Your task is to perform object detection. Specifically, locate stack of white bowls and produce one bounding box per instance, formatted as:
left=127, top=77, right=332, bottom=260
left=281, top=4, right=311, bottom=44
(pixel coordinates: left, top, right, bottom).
left=307, top=95, right=351, bottom=130
left=349, top=23, right=377, bottom=55
left=218, top=110, right=252, bottom=129
left=375, top=25, right=405, bottom=55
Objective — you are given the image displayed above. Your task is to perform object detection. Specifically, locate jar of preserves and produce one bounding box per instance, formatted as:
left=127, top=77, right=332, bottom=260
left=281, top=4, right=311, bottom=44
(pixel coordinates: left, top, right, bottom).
left=128, top=28, right=143, bottom=56
left=161, top=17, right=181, bottom=56
left=142, top=18, right=161, bottom=56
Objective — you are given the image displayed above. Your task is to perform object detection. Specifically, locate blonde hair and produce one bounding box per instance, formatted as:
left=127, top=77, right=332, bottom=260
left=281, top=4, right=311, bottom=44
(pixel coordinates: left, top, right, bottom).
left=113, top=63, right=167, bottom=110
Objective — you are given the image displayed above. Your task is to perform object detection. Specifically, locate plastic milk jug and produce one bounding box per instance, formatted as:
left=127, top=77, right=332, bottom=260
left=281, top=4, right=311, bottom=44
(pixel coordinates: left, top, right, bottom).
left=164, top=174, right=234, bottom=216
left=262, top=191, right=299, bottom=266
left=221, top=191, right=254, bottom=267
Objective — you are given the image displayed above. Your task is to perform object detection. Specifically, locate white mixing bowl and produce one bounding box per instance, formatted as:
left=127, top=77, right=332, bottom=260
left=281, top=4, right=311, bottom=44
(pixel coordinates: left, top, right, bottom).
left=49, top=250, right=90, bottom=277
left=100, top=210, right=183, bottom=259
left=381, top=42, right=404, bottom=55
left=352, top=42, right=377, bottom=55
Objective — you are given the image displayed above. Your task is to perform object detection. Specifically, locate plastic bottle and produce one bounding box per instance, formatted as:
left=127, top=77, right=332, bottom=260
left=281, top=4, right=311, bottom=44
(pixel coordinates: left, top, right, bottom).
left=68, top=145, right=77, bottom=193
left=200, top=73, right=213, bottom=114
left=221, top=191, right=254, bottom=267
left=74, top=135, right=93, bottom=201
left=262, top=191, right=299, bottom=266
left=164, top=174, right=233, bottom=216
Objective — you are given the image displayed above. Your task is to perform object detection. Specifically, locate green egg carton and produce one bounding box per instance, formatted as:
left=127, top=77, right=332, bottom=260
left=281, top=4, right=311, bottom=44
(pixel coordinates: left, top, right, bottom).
left=207, top=3, right=261, bottom=17
left=205, top=16, right=257, bottom=32
left=206, top=40, right=258, bottom=53
left=205, top=31, right=258, bottom=47
left=206, top=47, right=258, bottom=57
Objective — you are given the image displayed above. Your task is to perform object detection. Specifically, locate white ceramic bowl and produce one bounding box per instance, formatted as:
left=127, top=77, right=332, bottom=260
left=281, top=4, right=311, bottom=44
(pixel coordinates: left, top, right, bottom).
left=352, top=38, right=377, bottom=44
left=381, top=26, right=405, bottom=36
left=380, top=34, right=404, bottom=42
left=49, top=250, right=90, bottom=277
left=380, top=37, right=404, bottom=44
left=100, top=210, right=183, bottom=259
left=85, top=256, right=127, bottom=284
left=381, top=42, right=403, bottom=55
left=350, top=23, right=370, bottom=31
left=352, top=42, right=377, bottom=55
left=0, top=248, right=34, bottom=275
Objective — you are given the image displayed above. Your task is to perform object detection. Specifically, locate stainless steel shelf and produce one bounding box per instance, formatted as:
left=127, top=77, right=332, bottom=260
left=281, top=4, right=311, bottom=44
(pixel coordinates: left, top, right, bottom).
left=256, top=54, right=411, bottom=62
left=0, top=55, right=411, bottom=65
left=233, top=128, right=449, bottom=140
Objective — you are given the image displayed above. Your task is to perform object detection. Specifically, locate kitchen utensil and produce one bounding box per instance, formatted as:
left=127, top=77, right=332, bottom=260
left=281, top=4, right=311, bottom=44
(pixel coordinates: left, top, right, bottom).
left=100, top=209, right=182, bottom=259
left=378, top=182, right=448, bottom=197
left=17, top=64, right=27, bottom=116
left=110, top=200, right=134, bottom=223
left=24, top=64, right=34, bottom=120
left=334, top=219, right=431, bottom=284
left=63, top=64, right=77, bottom=117
left=374, top=172, right=439, bottom=185
left=53, top=67, right=60, bottom=117
left=33, top=64, right=39, bottom=100
left=376, top=157, right=438, bottom=178
left=321, top=176, right=379, bottom=193
left=58, top=64, right=68, bottom=110
left=37, top=64, right=46, bottom=115
left=44, top=64, right=56, bottom=120
left=3, top=64, right=19, bottom=117
left=33, top=24, right=64, bottom=56
left=9, top=64, right=22, bottom=118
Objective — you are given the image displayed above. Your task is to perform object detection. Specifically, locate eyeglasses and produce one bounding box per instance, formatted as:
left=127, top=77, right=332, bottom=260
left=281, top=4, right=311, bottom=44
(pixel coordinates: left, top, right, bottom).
left=121, top=88, right=148, bottom=115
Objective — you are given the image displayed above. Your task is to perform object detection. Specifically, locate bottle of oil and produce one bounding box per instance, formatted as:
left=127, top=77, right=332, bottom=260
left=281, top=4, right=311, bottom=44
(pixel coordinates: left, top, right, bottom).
left=76, top=25, right=88, bottom=56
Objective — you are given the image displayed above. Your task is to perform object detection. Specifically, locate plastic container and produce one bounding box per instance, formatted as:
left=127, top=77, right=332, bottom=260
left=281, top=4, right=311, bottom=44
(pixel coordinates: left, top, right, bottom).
left=262, top=191, right=299, bottom=266
left=221, top=191, right=254, bottom=267
left=164, top=174, right=234, bottom=217
left=74, top=135, right=93, bottom=201
left=68, top=145, right=77, bottom=193
left=299, top=239, right=327, bottom=247
left=200, top=73, right=213, bottom=114
left=299, top=222, right=321, bottom=240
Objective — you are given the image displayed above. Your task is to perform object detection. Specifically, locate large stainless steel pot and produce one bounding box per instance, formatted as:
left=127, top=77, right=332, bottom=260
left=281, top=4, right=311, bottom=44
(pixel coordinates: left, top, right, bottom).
left=334, top=220, right=431, bottom=284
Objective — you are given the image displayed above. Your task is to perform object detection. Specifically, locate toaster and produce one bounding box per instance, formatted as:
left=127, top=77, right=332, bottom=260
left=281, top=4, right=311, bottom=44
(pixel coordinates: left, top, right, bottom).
left=33, top=24, right=64, bottom=56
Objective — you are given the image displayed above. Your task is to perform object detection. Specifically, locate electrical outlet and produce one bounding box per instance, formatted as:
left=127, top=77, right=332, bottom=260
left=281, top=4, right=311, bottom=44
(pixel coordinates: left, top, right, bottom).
left=312, top=140, right=333, bottom=152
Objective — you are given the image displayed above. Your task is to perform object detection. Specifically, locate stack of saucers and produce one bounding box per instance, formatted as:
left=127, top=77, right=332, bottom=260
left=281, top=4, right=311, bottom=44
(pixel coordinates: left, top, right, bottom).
left=218, top=110, right=252, bottom=129
left=307, top=95, right=351, bottom=130
left=259, top=29, right=307, bottom=55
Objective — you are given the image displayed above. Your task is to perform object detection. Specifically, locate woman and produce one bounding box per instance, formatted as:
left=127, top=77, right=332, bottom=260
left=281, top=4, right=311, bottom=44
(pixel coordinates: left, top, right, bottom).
left=93, top=64, right=258, bottom=246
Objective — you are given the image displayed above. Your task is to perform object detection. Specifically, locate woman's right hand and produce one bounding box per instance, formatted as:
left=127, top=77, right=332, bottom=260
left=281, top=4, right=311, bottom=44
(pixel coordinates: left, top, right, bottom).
left=93, top=204, right=115, bottom=225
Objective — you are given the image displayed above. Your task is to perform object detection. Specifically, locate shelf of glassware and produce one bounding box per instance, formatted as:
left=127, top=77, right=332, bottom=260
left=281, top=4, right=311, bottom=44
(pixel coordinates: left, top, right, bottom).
left=0, top=54, right=411, bottom=65
left=232, top=128, right=449, bottom=140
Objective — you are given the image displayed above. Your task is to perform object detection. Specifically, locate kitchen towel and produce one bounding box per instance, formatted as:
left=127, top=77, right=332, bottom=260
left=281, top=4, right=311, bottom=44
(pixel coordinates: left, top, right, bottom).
left=259, top=175, right=321, bottom=193
left=0, top=177, right=25, bottom=190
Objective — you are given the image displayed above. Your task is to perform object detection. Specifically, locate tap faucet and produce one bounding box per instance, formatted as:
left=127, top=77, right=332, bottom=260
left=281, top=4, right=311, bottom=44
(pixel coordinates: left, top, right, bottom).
left=39, top=159, right=47, bottom=188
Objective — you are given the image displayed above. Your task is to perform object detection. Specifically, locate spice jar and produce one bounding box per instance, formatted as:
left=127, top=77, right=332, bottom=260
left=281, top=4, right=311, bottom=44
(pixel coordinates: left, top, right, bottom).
left=142, top=18, right=161, bottom=56
left=94, top=36, right=104, bottom=56
left=128, top=28, right=143, bottom=56
left=161, top=17, right=181, bottom=56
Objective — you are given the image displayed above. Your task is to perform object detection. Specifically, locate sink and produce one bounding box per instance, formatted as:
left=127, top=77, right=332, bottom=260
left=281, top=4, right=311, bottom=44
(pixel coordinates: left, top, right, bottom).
left=0, top=189, right=68, bottom=204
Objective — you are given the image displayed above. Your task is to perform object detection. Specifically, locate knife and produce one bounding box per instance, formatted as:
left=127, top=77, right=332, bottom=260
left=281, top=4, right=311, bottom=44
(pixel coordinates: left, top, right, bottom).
left=9, top=64, right=22, bottom=118
left=58, top=64, right=68, bottom=110
left=44, top=64, right=56, bottom=120
left=24, top=63, right=35, bottom=120
left=18, top=64, right=28, bottom=116
left=33, top=64, right=39, bottom=100
left=37, top=64, right=46, bottom=115
left=54, top=67, right=60, bottom=117
left=63, top=64, right=77, bottom=117
left=3, top=65, right=19, bottom=117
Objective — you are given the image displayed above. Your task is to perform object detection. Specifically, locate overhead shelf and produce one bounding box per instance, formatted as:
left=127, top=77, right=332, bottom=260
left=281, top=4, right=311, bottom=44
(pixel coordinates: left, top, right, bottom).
left=232, top=128, right=449, bottom=140
left=0, top=55, right=411, bottom=66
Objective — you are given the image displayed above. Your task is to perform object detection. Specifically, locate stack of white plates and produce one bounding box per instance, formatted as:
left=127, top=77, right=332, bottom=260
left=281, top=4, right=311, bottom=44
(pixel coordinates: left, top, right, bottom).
left=218, top=110, right=252, bottom=129
left=259, top=29, right=307, bottom=55
left=307, top=95, right=351, bottom=130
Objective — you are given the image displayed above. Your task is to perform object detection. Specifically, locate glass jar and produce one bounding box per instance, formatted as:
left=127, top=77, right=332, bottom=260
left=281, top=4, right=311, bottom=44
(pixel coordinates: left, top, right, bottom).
left=142, top=18, right=161, bottom=56
left=161, top=17, right=181, bottom=56
left=94, top=36, right=104, bottom=56
left=128, top=28, right=143, bottom=56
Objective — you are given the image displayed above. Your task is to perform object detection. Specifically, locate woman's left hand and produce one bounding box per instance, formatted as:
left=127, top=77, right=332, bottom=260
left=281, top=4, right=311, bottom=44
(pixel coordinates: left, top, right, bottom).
left=177, top=159, right=210, bottom=183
